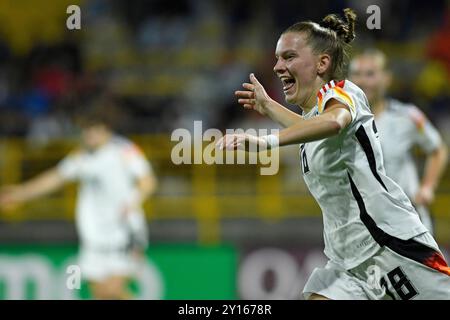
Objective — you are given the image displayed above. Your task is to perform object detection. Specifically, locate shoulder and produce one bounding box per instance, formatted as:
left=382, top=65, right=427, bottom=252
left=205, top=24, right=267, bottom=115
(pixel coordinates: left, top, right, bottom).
left=388, top=99, right=427, bottom=129
left=342, top=80, right=365, bottom=97
left=387, top=98, right=428, bottom=130
left=318, top=80, right=359, bottom=113
left=64, top=148, right=84, bottom=161
left=111, top=135, right=145, bottom=158
left=386, top=98, right=412, bottom=113
left=318, top=79, right=366, bottom=105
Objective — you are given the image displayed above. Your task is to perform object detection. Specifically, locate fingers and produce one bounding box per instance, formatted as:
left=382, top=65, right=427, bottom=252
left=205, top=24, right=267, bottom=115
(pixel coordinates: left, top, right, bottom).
left=216, top=136, right=224, bottom=150
left=238, top=98, right=256, bottom=105
left=235, top=90, right=254, bottom=99
left=414, top=197, right=425, bottom=207
left=249, top=73, right=261, bottom=87
left=237, top=74, right=263, bottom=98
left=216, top=135, right=245, bottom=150
left=236, top=86, right=256, bottom=109
left=414, top=188, right=434, bottom=206
left=242, top=83, right=254, bottom=91
left=216, top=136, right=234, bottom=150
left=235, top=75, right=267, bottom=114
left=223, top=135, right=237, bottom=150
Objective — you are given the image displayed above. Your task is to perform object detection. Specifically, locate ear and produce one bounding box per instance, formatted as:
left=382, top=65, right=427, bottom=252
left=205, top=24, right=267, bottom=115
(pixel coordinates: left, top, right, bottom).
left=317, top=54, right=331, bottom=77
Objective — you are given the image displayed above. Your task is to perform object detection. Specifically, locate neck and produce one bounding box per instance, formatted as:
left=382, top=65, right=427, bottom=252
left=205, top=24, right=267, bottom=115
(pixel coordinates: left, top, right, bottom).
left=99, top=131, right=113, bottom=147
left=88, top=131, right=113, bottom=151
left=300, top=78, right=326, bottom=114
left=371, top=97, right=387, bottom=118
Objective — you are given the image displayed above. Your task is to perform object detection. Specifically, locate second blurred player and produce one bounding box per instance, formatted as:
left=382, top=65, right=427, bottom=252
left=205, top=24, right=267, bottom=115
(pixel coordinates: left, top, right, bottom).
left=349, top=49, right=448, bottom=234
left=0, top=97, right=158, bottom=299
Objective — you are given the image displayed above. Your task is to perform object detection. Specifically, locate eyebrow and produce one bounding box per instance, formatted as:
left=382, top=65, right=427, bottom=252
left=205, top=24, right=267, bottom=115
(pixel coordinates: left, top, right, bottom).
left=275, top=50, right=297, bottom=58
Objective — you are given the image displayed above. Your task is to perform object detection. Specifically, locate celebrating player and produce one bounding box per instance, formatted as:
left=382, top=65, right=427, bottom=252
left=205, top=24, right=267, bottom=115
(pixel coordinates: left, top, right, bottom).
left=349, top=48, right=448, bottom=235
left=0, top=98, right=157, bottom=299
left=218, top=9, right=450, bottom=299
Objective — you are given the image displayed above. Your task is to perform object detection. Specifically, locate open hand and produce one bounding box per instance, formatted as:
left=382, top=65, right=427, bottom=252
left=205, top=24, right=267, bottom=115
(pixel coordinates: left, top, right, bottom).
left=414, top=185, right=434, bottom=206
left=235, top=73, right=272, bottom=116
left=216, top=133, right=269, bottom=152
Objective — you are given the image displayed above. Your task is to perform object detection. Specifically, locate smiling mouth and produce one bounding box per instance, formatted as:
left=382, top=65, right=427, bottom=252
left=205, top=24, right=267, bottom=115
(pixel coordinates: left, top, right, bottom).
left=281, top=77, right=296, bottom=92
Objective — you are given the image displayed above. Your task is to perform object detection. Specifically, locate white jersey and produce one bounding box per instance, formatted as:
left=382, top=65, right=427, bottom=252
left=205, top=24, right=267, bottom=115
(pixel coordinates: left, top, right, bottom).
left=376, top=99, right=442, bottom=200
left=301, top=80, right=428, bottom=270
left=57, top=135, right=152, bottom=250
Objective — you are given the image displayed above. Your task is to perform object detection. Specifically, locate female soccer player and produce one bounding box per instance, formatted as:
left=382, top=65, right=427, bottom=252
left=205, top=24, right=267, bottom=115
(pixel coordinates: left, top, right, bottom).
left=0, top=99, right=157, bottom=299
left=218, top=8, right=450, bottom=300
left=349, top=49, right=448, bottom=235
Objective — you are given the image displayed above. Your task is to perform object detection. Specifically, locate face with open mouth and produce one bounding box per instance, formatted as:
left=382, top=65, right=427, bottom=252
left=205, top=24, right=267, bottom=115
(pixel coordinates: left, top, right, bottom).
left=274, top=32, right=320, bottom=108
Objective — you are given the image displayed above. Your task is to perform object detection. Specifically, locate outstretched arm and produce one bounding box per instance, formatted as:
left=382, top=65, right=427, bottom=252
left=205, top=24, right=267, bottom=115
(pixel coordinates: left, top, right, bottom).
left=278, top=100, right=352, bottom=146
left=235, top=73, right=302, bottom=128
left=218, top=100, right=352, bottom=151
left=0, top=168, right=65, bottom=208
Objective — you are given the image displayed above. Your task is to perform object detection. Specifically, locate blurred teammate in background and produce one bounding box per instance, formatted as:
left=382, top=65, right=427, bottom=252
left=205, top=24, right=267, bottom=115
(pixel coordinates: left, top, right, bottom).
left=0, top=97, right=157, bottom=299
left=349, top=49, right=448, bottom=235
left=219, top=8, right=450, bottom=299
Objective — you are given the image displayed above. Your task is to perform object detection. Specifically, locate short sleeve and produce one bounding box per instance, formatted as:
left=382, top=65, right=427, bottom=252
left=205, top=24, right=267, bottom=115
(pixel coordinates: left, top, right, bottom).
left=122, top=144, right=153, bottom=179
left=318, top=80, right=357, bottom=121
left=408, top=106, right=442, bottom=153
left=57, top=151, right=82, bottom=181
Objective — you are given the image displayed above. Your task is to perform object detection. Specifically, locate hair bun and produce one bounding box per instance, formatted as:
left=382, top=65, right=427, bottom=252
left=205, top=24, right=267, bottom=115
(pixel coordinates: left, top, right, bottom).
left=320, top=8, right=356, bottom=44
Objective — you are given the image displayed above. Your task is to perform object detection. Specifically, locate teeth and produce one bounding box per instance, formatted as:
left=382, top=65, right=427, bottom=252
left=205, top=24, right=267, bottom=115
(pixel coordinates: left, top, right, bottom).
left=281, top=78, right=294, bottom=84
left=280, top=78, right=294, bottom=91
left=283, top=82, right=294, bottom=91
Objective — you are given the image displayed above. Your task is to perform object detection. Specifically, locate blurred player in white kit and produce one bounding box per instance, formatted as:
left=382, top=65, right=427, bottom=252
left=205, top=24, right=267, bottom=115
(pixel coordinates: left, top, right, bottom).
left=349, top=49, right=448, bottom=235
left=0, top=98, right=158, bottom=299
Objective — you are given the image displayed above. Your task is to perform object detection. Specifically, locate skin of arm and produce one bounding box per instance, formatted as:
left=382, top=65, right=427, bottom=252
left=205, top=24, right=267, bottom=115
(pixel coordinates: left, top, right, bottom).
left=124, top=171, right=158, bottom=214
left=278, top=100, right=352, bottom=146
left=264, top=98, right=304, bottom=128
left=0, top=168, right=66, bottom=207
left=415, top=142, right=448, bottom=205
left=133, top=173, right=158, bottom=208
left=218, top=99, right=352, bottom=151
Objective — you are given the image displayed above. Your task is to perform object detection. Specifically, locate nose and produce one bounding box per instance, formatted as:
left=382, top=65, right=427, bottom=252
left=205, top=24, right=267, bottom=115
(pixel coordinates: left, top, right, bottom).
left=273, top=58, right=286, bottom=75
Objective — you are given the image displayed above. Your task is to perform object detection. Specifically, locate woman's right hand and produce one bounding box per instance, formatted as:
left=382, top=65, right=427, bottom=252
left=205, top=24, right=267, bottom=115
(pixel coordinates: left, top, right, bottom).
left=235, top=73, right=273, bottom=116
left=216, top=133, right=267, bottom=152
